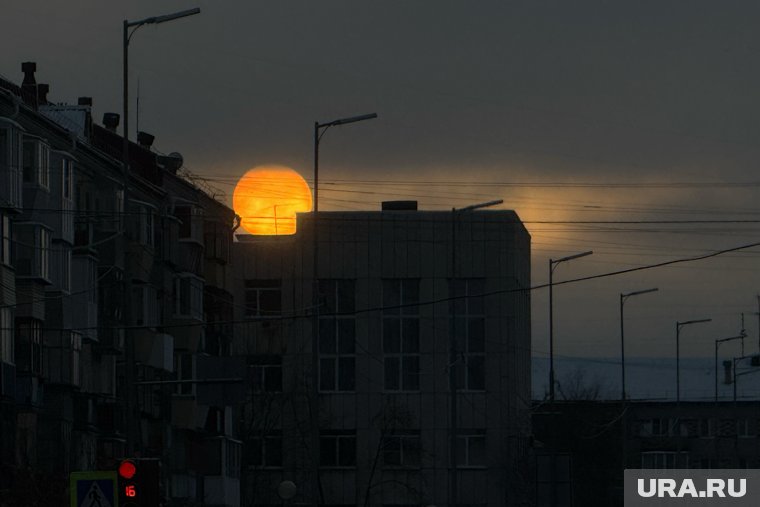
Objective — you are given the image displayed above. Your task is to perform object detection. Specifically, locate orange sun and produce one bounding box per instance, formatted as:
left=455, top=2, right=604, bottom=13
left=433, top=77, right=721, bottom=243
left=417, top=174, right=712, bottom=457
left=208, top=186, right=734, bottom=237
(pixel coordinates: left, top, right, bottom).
left=232, top=165, right=313, bottom=235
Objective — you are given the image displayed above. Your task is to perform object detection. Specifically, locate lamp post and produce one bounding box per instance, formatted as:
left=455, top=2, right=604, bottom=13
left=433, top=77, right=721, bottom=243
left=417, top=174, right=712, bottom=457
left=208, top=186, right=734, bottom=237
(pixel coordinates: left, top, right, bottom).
left=311, top=112, right=376, bottom=506
left=715, top=333, right=746, bottom=402
left=122, top=7, right=200, bottom=454
left=676, top=319, right=711, bottom=403
left=620, top=288, right=658, bottom=400
left=449, top=199, right=502, bottom=507
left=548, top=250, right=592, bottom=402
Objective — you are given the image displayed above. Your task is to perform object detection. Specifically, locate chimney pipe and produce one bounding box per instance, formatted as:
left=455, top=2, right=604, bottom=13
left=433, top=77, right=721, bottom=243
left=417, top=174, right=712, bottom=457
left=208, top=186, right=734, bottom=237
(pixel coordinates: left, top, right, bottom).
left=723, top=360, right=733, bottom=385
left=137, top=131, right=155, bottom=149
left=37, top=84, right=50, bottom=104
left=103, top=113, right=120, bottom=132
left=21, top=61, right=37, bottom=108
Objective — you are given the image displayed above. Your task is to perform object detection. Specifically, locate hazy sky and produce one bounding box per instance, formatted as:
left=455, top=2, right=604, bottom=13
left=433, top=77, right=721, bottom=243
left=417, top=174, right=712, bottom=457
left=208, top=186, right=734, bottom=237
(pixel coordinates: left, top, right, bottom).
left=4, top=1, right=760, bottom=363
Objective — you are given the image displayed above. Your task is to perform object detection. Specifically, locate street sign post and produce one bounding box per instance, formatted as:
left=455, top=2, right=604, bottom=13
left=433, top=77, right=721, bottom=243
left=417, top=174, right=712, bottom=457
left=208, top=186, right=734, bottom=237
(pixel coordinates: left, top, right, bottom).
left=70, top=471, right=118, bottom=507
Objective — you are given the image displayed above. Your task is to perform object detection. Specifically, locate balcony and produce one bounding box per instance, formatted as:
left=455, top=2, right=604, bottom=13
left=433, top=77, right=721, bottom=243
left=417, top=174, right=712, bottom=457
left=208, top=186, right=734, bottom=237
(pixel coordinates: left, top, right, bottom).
left=134, top=331, right=174, bottom=372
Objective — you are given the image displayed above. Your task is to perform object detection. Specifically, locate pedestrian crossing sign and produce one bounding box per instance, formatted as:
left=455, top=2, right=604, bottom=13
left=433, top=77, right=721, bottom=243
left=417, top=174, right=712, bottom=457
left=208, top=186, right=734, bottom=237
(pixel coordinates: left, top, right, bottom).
left=70, top=471, right=117, bottom=507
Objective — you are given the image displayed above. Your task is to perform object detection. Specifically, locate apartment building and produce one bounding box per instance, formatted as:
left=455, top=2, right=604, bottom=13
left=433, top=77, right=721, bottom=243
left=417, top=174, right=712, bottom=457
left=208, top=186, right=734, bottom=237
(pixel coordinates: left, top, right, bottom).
left=0, top=62, right=239, bottom=507
left=233, top=203, right=532, bottom=507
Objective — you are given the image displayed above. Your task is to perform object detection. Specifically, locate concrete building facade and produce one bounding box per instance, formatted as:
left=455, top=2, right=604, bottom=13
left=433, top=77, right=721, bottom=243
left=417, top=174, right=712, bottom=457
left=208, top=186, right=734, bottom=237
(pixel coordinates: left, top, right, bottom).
left=233, top=207, right=532, bottom=507
left=0, top=62, right=240, bottom=507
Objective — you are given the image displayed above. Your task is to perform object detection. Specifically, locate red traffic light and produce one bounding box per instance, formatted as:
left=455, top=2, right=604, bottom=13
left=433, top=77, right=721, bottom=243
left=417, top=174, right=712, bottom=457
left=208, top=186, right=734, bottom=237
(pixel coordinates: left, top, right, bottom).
left=118, top=459, right=137, bottom=479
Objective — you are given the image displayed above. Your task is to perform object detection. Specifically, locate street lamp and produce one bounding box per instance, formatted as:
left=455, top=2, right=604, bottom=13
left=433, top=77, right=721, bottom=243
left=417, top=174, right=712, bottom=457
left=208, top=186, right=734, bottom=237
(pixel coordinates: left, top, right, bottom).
left=449, top=199, right=502, bottom=506
left=676, top=318, right=711, bottom=403
left=620, top=288, right=658, bottom=400
left=548, top=250, right=593, bottom=402
left=121, top=7, right=201, bottom=454
left=311, top=112, right=376, bottom=507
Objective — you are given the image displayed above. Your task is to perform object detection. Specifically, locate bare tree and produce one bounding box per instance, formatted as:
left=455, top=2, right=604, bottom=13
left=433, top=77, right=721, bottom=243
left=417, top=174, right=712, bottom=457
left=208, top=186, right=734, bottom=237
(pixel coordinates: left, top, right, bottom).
left=556, top=367, right=606, bottom=401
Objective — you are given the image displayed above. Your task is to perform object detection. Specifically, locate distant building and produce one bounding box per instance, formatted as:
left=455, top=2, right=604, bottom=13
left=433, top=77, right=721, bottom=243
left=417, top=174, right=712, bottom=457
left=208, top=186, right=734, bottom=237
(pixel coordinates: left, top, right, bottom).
left=533, top=400, right=760, bottom=507
left=232, top=204, right=532, bottom=507
left=0, top=62, right=239, bottom=507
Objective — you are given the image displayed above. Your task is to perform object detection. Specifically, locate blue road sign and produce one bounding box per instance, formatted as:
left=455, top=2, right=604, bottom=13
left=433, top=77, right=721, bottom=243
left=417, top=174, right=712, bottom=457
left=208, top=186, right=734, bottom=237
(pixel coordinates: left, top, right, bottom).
left=70, top=471, right=117, bottom=507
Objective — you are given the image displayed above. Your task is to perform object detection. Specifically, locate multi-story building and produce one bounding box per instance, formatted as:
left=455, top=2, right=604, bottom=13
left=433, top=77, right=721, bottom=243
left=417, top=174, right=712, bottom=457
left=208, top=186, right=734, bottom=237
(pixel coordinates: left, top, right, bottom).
left=0, top=62, right=239, bottom=507
left=533, top=400, right=760, bottom=507
left=233, top=203, right=532, bottom=507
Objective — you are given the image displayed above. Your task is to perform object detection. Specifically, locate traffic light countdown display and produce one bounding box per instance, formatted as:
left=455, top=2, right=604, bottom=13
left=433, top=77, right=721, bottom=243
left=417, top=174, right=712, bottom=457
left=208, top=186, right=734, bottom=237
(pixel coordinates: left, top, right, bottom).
left=117, top=459, right=160, bottom=507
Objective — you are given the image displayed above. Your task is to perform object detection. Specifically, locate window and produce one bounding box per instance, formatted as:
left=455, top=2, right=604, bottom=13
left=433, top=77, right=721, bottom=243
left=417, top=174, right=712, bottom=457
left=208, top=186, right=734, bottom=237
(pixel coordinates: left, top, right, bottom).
left=204, top=221, right=230, bottom=263
left=245, top=432, right=283, bottom=468
left=0, top=308, right=13, bottom=364
left=320, top=430, right=356, bottom=467
left=22, top=140, right=49, bottom=189
left=700, top=418, right=716, bottom=438
left=718, top=418, right=737, bottom=437
left=133, top=285, right=158, bottom=327
left=383, top=431, right=421, bottom=468
left=174, top=353, right=194, bottom=395
left=737, top=418, right=752, bottom=438
left=244, top=280, right=281, bottom=319
left=456, top=430, right=486, bottom=467
left=129, top=202, right=155, bottom=247
left=318, top=280, right=356, bottom=391
left=175, top=205, right=203, bottom=241
left=450, top=279, right=485, bottom=391
left=536, top=454, right=572, bottom=507
left=71, top=332, right=82, bottom=387
left=383, top=279, right=420, bottom=391
left=248, top=355, right=282, bottom=392
left=38, top=227, right=50, bottom=281
left=15, top=318, right=42, bottom=375
left=57, top=246, right=71, bottom=293
left=174, top=274, right=204, bottom=320
left=0, top=214, right=10, bottom=266
left=62, top=159, right=73, bottom=200
left=641, top=452, right=688, bottom=469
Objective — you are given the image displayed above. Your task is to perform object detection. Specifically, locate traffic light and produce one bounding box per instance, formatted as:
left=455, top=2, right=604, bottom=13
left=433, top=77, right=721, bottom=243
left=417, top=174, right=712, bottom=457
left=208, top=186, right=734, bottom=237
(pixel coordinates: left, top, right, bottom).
left=117, top=458, right=160, bottom=507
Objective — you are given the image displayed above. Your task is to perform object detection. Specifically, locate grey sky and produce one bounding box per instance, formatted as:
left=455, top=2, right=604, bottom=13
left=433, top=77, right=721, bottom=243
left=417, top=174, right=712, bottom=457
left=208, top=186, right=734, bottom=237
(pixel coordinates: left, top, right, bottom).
left=4, top=1, right=760, bottom=361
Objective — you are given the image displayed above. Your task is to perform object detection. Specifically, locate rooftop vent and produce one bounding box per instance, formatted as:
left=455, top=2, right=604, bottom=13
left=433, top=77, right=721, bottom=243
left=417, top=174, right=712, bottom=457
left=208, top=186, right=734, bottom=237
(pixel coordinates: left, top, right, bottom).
left=103, top=113, right=120, bottom=132
left=382, top=200, right=418, bottom=211
left=78, top=97, right=92, bottom=106
left=137, top=131, right=155, bottom=149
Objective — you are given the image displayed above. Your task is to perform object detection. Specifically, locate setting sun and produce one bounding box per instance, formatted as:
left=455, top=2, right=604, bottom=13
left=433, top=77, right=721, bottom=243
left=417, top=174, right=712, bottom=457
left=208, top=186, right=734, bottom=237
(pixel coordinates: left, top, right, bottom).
left=232, top=165, right=313, bottom=235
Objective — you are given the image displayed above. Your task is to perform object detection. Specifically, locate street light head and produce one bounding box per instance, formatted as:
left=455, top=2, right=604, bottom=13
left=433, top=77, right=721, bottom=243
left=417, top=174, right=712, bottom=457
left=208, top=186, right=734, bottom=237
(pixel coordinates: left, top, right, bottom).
left=554, top=250, right=593, bottom=264
left=152, top=8, right=201, bottom=24
left=624, top=287, right=659, bottom=298
left=678, top=318, right=712, bottom=328
left=324, top=113, right=378, bottom=127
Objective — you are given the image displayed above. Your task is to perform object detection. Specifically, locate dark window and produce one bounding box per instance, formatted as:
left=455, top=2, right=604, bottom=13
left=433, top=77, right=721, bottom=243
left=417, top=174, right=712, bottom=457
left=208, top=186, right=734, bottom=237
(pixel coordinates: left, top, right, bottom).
left=450, top=279, right=486, bottom=391
left=248, top=355, right=283, bottom=392
left=244, top=279, right=281, bottom=318
left=15, top=318, right=42, bottom=375
left=383, top=279, right=420, bottom=391
left=245, top=432, right=283, bottom=468
left=456, top=430, right=486, bottom=467
left=176, top=205, right=192, bottom=238
left=320, top=431, right=356, bottom=467
left=382, top=431, right=421, bottom=468
left=318, top=280, right=355, bottom=391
